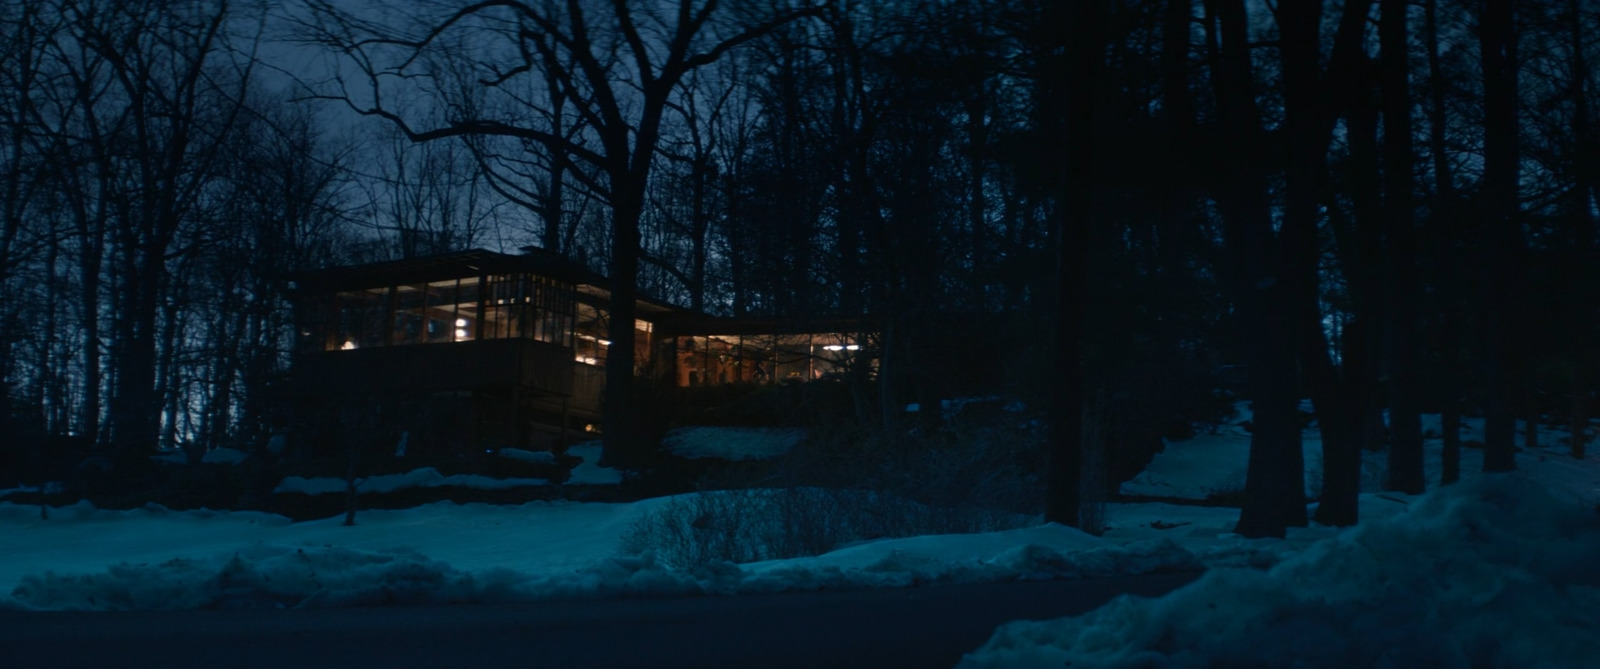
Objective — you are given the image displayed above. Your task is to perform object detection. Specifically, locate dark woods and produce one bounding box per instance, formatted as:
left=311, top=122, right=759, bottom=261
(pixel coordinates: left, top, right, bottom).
left=1, top=0, right=1595, bottom=535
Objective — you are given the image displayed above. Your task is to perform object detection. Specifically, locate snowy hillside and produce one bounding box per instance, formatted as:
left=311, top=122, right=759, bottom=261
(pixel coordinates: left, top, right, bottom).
left=3, top=409, right=1596, bottom=632
left=962, top=473, right=1600, bottom=668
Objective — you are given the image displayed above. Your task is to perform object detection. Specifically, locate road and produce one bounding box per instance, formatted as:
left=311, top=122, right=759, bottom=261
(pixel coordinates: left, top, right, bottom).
left=0, top=571, right=1200, bottom=668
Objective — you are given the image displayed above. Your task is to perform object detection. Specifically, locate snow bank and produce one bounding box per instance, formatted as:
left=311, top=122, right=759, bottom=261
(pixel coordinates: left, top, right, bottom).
left=202, top=448, right=249, bottom=465
left=740, top=525, right=1199, bottom=593
left=565, top=443, right=623, bottom=485
left=661, top=426, right=805, bottom=461
left=5, top=544, right=710, bottom=610
left=1120, top=401, right=1334, bottom=500
left=1, top=513, right=1198, bottom=611
left=961, top=473, right=1600, bottom=669
left=496, top=448, right=557, bottom=465
left=273, top=467, right=549, bottom=496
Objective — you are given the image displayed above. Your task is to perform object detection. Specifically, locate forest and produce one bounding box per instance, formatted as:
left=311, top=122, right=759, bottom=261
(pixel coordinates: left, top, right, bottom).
left=0, top=0, right=1595, bottom=540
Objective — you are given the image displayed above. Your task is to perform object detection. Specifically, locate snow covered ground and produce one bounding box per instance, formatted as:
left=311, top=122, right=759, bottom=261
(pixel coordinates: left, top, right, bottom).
left=0, top=491, right=1204, bottom=610
left=268, top=442, right=618, bottom=495
left=3, top=405, right=1596, bottom=657
left=960, top=410, right=1600, bottom=668
left=661, top=426, right=805, bottom=461
left=962, top=473, right=1600, bottom=668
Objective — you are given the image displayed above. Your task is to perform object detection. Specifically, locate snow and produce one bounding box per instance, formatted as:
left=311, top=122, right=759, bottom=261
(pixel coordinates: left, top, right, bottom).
left=565, top=443, right=623, bottom=485
left=4, top=400, right=1596, bottom=661
left=269, top=444, right=619, bottom=495
left=959, top=409, right=1600, bottom=667
left=960, top=473, right=1600, bottom=668
left=273, top=468, right=550, bottom=495
left=739, top=526, right=1198, bottom=593
left=1127, top=404, right=1600, bottom=508
left=0, top=498, right=1194, bottom=611
left=202, top=448, right=249, bottom=465
left=661, top=426, right=805, bottom=461
left=496, top=448, right=557, bottom=465
left=1120, top=401, right=1335, bottom=500
left=0, top=497, right=671, bottom=610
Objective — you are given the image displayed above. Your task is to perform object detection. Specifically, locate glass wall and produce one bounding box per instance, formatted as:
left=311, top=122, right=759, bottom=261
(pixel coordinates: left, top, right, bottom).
left=573, top=302, right=653, bottom=368
left=296, top=273, right=575, bottom=353
left=671, top=333, right=863, bottom=387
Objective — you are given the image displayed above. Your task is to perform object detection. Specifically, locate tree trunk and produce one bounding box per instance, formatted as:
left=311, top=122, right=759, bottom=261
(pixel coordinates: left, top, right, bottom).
left=109, top=240, right=164, bottom=458
left=688, top=151, right=710, bottom=313
left=1479, top=0, right=1520, bottom=472
left=1042, top=0, right=1103, bottom=527
left=600, top=182, right=644, bottom=468
left=1381, top=0, right=1424, bottom=494
left=1303, top=321, right=1362, bottom=526
left=1342, top=72, right=1390, bottom=456
left=1441, top=405, right=1461, bottom=483
left=1524, top=399, right=1539, bottom=450
left=1567, top=0, right=1595, bottom=461
left=1209, top=0, right=1306, bottom=537
left=1279, top=0, right=1375, bottom=526
left=965, top=91, right=989, bottom=306
left=543, top=79, right=569, bottom=254
left=1571, top=378, right=1588, bottom=460
left=1423, top=0, right=1464, bottom=485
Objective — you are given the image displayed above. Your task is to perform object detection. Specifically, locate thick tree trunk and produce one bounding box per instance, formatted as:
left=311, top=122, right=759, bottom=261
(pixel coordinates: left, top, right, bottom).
left=1424, top=0, right=1464, bottom=485
left=1209, top=0, right=1307, bottom=537
left=1279, top=0, right=1375, bottom=526
left=1479, top=0, right=1520, bottom=472
left=1441, top=406, right=1461, bottom=483
left=1568, top=0, right=1595, bottom=461
left=158, top=294, right=182, bottom=453
left=1303, top=321, right=1362, bottom=526
left=1380, top=0, right=1424, bottom=494
left=109, top=242, right=164, bottom=458
left=1042, top=0, right=1103, bottom=527
left=600, top=186, right=644, bottom=468
left=1337, top=75, right=1390, bottom=458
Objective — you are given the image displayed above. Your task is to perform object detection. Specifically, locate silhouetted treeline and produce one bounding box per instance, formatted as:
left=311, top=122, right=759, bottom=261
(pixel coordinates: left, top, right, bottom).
left=2, top=1, right=1596, bottom=534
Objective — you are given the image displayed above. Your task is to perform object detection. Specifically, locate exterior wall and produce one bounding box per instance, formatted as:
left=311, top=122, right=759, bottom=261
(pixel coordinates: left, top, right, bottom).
left=285, top=251, right=879, bottom=457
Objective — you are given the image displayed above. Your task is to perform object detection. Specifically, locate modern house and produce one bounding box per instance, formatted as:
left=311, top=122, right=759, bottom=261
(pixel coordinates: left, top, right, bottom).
left=285, top=248, right=869, bottom=458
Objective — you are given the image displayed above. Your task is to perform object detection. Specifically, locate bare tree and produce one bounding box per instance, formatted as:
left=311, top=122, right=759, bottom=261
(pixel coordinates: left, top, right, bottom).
left=61, top=0, right=258, bottom=458
left=294, top=0, right=818, bottom=464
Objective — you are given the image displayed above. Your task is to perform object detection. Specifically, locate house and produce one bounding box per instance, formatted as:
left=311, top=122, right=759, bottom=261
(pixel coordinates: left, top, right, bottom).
left=285, top=248, right=869, bottom=459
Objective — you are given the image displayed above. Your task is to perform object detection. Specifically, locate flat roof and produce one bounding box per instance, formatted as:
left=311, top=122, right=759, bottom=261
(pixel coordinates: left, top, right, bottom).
left=287, top=249, right=605, bottom=294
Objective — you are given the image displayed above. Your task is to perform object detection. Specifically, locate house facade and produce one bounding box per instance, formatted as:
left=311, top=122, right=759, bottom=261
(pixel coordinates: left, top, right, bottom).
left=285, top=248, right=868, bottom=458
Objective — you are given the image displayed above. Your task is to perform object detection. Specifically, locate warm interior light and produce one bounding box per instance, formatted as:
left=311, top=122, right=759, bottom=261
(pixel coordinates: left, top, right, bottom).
left=846, top=344, right=860, bottom=351
left=823, top=345, right=844, bottom=351
left=576, top=355, right=599, bottom=365
left=455, top=329, right=469, bottom=338
left=598, top=339, right=612, bottom=346
left=341, top=341, right=356, bottom=350
left=455, top=318, right=468, bottom=327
